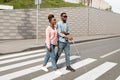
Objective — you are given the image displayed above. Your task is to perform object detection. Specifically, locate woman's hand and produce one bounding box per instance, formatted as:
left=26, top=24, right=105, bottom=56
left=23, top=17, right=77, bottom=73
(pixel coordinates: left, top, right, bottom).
left=47, top=47, right=51, bottom=52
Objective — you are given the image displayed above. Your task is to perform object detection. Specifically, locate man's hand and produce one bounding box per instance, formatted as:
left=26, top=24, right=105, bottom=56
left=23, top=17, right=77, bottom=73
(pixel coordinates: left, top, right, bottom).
left=64, top=36, right=73, bottom=41
left=68, top=36, right=73, bottom=40
left=61, top=31, right=68, bottom=35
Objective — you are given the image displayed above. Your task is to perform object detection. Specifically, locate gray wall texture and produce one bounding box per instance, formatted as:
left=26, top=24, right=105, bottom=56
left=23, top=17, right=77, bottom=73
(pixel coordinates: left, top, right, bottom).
left=0, top=7, right=120, bottom=40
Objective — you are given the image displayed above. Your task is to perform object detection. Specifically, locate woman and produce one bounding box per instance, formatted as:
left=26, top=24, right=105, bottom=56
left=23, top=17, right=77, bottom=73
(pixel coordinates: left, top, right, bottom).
left=41, top=14, right=62, bottom=75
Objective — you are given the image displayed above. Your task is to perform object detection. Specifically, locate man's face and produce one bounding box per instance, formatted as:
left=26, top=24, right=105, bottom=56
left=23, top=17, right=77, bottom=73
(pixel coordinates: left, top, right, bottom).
left=61, top=14, right=67, bottom=22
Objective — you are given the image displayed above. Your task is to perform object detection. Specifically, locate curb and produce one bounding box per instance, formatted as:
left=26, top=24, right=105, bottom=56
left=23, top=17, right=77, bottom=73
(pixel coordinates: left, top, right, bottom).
left=0, top=35, right=120, bottom=55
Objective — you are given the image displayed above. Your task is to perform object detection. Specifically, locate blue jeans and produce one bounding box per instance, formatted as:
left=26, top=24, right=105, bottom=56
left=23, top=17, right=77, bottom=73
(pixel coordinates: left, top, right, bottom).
left=56, top=41, right=70, bottom=66
left=43, top=44, right=57, bottom=69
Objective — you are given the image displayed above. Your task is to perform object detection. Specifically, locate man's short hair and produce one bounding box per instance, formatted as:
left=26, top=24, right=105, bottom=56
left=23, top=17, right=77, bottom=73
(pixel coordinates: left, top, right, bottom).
left=61, top=12, right=66, bottom=17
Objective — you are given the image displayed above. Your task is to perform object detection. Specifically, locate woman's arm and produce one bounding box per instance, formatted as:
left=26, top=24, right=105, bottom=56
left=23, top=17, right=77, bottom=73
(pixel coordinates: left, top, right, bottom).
left=46, top=28, right=51, bottom=51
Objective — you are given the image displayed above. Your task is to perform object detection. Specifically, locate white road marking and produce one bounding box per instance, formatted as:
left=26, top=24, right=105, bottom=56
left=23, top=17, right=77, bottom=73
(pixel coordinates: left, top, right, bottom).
left=116, top=75, right=120, bottom=80
left=74, top=62, right=117, bottom=80
left=100, top=49, right=120, bottom=58
left=0, top=54, right=64, bottom=72
left=0, top=49, right=45, bottom=60
left=32, top=58, right=97, bottom=80
left=0, top=56, right=79, bottom=80
left=0, top=52, right=46, bottom=65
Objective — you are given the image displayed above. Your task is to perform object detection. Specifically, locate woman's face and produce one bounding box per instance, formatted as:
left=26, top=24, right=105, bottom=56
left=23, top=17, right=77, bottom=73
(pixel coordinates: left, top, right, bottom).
left=50, top=18, right=56, bottom=25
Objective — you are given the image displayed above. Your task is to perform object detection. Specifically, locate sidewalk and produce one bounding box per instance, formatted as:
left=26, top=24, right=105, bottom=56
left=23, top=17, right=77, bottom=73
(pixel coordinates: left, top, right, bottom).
left=0, top=35, right=120, bottom=54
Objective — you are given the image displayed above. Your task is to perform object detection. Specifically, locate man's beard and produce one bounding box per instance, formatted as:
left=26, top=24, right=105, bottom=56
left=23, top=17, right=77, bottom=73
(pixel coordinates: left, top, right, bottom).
left=63, top=20, right=66, bottom=23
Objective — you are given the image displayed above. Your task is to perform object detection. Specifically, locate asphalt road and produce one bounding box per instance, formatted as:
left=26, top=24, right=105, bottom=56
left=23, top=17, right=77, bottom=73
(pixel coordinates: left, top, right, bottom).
left=0, top=37, right=120, bottom=80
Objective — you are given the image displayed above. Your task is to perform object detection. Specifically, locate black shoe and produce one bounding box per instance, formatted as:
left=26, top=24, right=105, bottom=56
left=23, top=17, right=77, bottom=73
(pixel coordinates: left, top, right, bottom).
left=56, top=65, right=59, bottom=69
left=66, top=66, right=75, bottom=72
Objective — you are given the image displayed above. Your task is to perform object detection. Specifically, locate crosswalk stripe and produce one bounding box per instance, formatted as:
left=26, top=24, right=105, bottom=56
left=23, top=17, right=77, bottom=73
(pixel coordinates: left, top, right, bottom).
left=0, top=52, right=46, bottom=65
left=0, top=54, right=64, bottom=72
left=74, top=62, right=117, bottom=80
left=0, top=49, right=46, bottom=60
left=32, top=58, right=97, bottom=80
left=0, top=56, right=79, bottom=80
left=100, top=48, right=120, bottom=58
left=116, top=75, right=120, bottom=80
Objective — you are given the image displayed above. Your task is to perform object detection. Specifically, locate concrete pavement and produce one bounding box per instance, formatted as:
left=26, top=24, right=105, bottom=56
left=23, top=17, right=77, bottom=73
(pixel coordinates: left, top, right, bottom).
left=0, top=35, right=120, bottom=54
left=0, top=36, right=120, bottom=80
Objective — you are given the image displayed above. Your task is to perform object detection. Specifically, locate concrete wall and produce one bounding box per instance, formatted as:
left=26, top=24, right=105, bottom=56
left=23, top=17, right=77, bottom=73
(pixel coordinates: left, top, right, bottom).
left=0, top=7, right=120, bottom=40
left=64, top=0, right=81, bottom=3
left=89, top=8, right=120, bottom=35
left=81, top=0, right=110, bottom=10
left=91, top=0, right=110, bottom=9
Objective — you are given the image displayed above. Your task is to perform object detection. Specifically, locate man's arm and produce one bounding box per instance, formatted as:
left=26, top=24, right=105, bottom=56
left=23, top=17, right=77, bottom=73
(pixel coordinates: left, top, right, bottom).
left=65, top=23, right=73, bottom=40
left=56, top=22, right=73, bottom=40
left=56, top=23, right=66, bottom=37
left=61, top=31, right=69, bottom=35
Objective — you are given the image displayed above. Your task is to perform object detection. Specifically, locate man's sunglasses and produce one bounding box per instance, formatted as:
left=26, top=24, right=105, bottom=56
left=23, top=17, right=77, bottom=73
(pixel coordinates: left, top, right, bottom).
left=63, top=16, right=67, bottom=18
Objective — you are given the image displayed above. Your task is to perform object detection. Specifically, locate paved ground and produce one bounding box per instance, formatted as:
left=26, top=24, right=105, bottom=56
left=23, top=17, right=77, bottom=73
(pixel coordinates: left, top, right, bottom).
left=0, top=35, right=120, bottom=54
left=0, top=37, right=120, bottom=80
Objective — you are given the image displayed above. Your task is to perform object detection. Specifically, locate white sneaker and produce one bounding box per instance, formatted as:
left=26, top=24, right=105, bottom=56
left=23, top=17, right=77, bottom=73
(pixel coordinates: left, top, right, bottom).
left=41, top=66, right=49, bottom=72
left=54, top=70, right=62, bottom=76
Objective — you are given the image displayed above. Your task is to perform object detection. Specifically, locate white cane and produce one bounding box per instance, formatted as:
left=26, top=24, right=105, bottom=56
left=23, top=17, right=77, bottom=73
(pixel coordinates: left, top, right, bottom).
left=71, top=39, right=88, bottom=72
left=72, top=40, right=81, bottom=57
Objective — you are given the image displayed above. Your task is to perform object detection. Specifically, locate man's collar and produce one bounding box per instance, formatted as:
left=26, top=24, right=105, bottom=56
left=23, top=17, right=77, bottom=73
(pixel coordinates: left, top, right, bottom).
left=61, top=20, right=67, bottom=23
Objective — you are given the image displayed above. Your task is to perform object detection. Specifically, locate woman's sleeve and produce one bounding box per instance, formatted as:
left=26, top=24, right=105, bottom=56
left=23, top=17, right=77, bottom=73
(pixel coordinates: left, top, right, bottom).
left=46, top=28, right=50, bottom=48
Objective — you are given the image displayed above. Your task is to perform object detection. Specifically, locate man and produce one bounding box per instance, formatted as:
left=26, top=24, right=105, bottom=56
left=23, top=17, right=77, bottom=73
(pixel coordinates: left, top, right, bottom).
left=56, top=12, right=75, bottom=72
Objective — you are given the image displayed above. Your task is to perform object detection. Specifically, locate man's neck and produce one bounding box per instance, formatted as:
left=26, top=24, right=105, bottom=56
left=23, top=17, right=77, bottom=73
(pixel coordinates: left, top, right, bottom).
left=62, top=20, right=66, bottom=23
